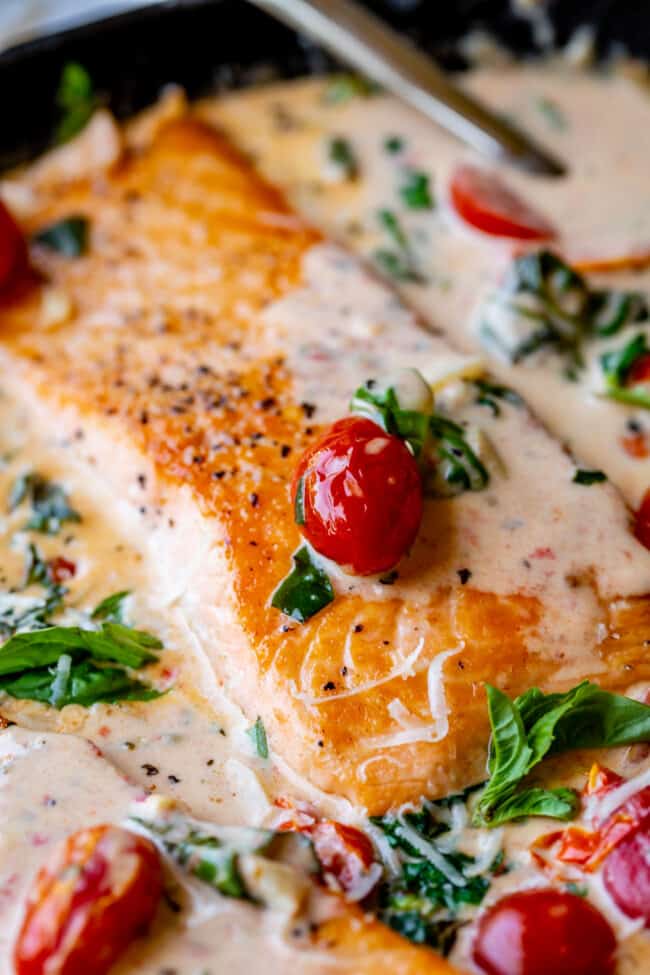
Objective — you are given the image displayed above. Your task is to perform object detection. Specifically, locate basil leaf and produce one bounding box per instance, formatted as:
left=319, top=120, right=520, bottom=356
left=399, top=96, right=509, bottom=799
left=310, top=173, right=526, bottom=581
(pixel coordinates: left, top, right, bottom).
left=271, top=547, right=334, bottom=623
left=484, top=787, right=578, bottom=826
left=399, top=170, right=434, bottom=210
left=0, top=658, right=161, bottom=709
left=9, top=472, right=81, bottom=535
left=384, top=135, right=405, bottom=154
left=33, top=216, right=89, bottom=258
left=474, top=380, right=523, bottom=417
left=91, top=590, right=131, bottom=623
left=327, top=136, right=358, bottom=180
left=0, top=621, right=160, bottom=675
left=373, top=210, right=424, bottom=283
left=293, top=476, right=306, bottom=526
left=601, top=333, right=650, bottom=409
left=573, top=469, right=607, bottom=485
left=322, top=74, right=379, bottom=105
left=247, top=716, right=269, bottom=759
left=56, top=62, right=97, bottom=144
left=475, top=681, right=650, bottom=826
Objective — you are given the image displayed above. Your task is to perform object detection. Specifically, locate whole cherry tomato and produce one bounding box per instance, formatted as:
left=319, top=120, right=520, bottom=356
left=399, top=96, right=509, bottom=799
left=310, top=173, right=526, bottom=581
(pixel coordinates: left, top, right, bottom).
left=292, top=416, right=423, bottom=576
left=0, top=199, right=27, bottom=291
left=634, top=488, right=650, bottom=550
left=603, top=819, right=650, bottom=924
left=472, top=889, right=616, bottom=975
left=14, top=824, right=162, bottom=975
left=449, top=164, right=555, bottom=240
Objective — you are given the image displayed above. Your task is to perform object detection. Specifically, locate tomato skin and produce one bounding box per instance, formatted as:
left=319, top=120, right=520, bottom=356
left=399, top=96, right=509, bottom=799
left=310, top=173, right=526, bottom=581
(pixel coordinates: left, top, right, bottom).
left=634, top=488, right=650, bottom=550
left=472, top=889, right=616, bottom=975
left=47, top=557, right=77, bottom=584
left=626, top=351, right=650, bottom=386
left=603, top=820, right=650, bottom=925
left=449, top=164, right=555, bottom=241
left=14, top=825, right=162, bottom=975
left=292, top=416, right=423, bottom=576
left=310, top=821, right=376, bottom=897
left=0, top=199, right=27, bottom=291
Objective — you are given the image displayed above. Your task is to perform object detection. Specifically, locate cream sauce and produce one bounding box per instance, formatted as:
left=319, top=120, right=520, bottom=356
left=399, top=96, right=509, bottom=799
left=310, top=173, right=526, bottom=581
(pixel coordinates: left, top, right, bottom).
left=1, top=61, right=650, bottom=975
left=201, top=66, right=650, bottom=507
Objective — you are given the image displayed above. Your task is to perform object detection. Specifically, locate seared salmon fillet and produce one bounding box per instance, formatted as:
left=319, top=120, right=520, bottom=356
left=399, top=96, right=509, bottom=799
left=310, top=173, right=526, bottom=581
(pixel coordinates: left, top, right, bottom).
left=2, top=117, right=650, bottom=814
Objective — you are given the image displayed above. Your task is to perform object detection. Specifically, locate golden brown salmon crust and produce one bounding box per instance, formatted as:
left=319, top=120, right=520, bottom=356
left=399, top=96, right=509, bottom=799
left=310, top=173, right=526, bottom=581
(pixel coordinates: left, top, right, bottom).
left=2, top=118, right=650, bottom=818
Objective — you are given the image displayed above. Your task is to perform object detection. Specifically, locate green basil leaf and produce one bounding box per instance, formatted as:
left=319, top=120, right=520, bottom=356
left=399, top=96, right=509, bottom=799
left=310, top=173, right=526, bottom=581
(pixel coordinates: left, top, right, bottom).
left=474, top=380, right=523, bottom=417
left=271, top=546, right=334, bottom=623
left=247, top=716, right=269, bottom=759
left=0, top=658, right=161, bottom=709
left=384, top=135, right=405, bottom=154
left=56, top=62, right=97, bottom=144
left=0, top=621, right=160, bottom=675
left=484, top=787, right=578, bottom=826
left=327, top=136, right=358, bottom=179
left=399, top=170, right=434, bottom=210
left=33, top=216, right=89, bottom=258
left=91, top=590, right=131, bottom=623
left=9, top=472, right=81, bottom=535
left=293, top=476, right=306, bottom=526
left=322, top=74, right=379, bottom=105
left=573, top=469, right=607, bottom=485
left=374, top=210, right=424, bottom=283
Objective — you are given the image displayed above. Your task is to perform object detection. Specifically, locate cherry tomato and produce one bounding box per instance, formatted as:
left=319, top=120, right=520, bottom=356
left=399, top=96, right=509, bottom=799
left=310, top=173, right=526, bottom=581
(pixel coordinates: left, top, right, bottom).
left=292, top=416, right=423, bottom=576
left=621, top=432, right=650, bottom=459
left=15, top=824, right=162, bottom=975
left=310, top=821, right=377, bottom=898
left=0, top=199, right=27, bottom=291
left=603, top=820, right=650, bottom=924
left=472, top=889, right=616, bottom=975
left=626, top=351, right=650, bottom=386
left=449, top=164, right=555, bottom=240
left=634, top=488, right=650, bottom=550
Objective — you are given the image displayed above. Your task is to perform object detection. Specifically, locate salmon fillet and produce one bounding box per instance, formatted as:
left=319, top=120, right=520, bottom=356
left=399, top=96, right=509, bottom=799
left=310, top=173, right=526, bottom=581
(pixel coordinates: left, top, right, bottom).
left=2, top=117, right=650, bottom=815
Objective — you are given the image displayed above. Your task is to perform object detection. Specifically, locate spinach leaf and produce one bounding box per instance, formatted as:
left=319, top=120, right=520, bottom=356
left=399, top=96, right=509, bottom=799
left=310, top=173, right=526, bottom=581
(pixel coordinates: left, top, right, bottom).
left=474, top=681, right=650, bottom=826
left=271, top=547, right=334, bottom=623
left=91, top=590, right=131, bottom=624
left=247, top=716, right=269, bottom=759
left=573, top=469, right=607, bottom=485
left=33, top=216, right=89, bottom=259
left=327, top=136, right=358, bottom=179
left=399, top=170, right=434, bottom=210
left=56, top=62, right=98, bottom=144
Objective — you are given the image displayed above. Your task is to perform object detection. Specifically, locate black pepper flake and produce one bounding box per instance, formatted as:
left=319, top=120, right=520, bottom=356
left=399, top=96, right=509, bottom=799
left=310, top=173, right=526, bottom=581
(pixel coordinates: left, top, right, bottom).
left=317, top=740, right=324, bottom=748
left=258, top=396, right=276, bottom=411
left=250, top=492, right=259, bottom=508
left=379, top=570, right=398, bottom=585
left=137, top=474, right=147, bottom=489
left=627, top=418, right=643, bottom=434
left=167, top=774, right=181, bottom=784
left=301, top=402, right=316, bottom=419
left=353, top=624, right=364, bottom=633
left=341, top=666, right=348, bottom=676
left=457, top=568, right=472, bottom=586
left=323, top=681, right=336, bottom=691
left=139, top=410, right=149, bottom=425
left=281, top=445, right=292, bottom=458
left=206, top=759, right=215, bottom=766
left=141, top=763, right=159, bottom=777
left=212, top=471, right=226, bottom=480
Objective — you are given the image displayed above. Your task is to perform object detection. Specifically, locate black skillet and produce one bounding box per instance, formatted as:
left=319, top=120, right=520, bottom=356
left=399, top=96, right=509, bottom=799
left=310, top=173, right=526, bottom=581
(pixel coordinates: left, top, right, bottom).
left=0, top=0, right=649, bottom=173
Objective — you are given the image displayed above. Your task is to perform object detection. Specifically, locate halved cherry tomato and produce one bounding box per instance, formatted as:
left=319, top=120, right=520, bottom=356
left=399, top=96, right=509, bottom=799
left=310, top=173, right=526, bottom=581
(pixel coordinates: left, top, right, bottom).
left=15, top=824, right=162, bottom=975
left=310, top=821, right=377, bottom=898
left=472, top=889, right=616, bottom=975
left=584, top=763, right=625, bottom=798
left=603, top=819, right=650, bottom=924
left=292, top=416, right=423, bottom=576
left=0, top=199, right=27, bottom=291
left=586, top=784, right=650, bottom=870
left=449, top=164, right=555, bottom=241
left=634, top=488, right=650, bottom=550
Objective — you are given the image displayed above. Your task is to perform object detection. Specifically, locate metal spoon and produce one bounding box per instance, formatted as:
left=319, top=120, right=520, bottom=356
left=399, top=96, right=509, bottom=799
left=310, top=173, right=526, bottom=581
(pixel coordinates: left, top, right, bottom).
left=250, top=0, right=566, bottom=177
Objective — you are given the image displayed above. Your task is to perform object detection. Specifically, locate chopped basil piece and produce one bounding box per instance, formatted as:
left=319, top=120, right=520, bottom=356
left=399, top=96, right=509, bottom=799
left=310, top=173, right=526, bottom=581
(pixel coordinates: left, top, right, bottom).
left=384, top=135, right=405, bottom=154
left=327, top=136, right=358, bottom=180
left=474, top=681, right=650, bottom=827
left=534, top=96, right=567, bottom=131
left=293, top=475, right=306, bottom=526
left=573, top=469, right=607, bottom=485
left=473, top=380, right=523, bottom=417
left=271, top=546, right=334, bottom=623
left=0, top=588, right=65, bottom=639
left=91, top=590, right=131, bottom=624
left=8, top=472, right=81, bottom=535
left=600, top=333, right=650, bottom=409
left=322, top=74, right=379, bottom=104
left=33, top=216, right=89, bottom=258
left=373, top=209, right=424, bottom=283
left=56, top=62, right=98, bottom=144
left=247, top=716, right=269, bottom=759
left=399, top=170, right=434, bottom=210
left=24, top=543, right=52, bottom=589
